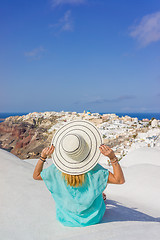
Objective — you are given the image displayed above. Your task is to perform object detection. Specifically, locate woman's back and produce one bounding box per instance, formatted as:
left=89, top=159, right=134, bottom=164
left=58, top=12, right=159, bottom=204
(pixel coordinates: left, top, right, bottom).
left=40, top=163, right=109, bottom=227
left=33, top=121, right=125, bottom=227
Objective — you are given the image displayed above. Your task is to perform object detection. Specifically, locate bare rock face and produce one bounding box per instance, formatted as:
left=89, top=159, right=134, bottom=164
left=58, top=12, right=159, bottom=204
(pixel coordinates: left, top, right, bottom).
left=0, top=115, right=58, bottom=159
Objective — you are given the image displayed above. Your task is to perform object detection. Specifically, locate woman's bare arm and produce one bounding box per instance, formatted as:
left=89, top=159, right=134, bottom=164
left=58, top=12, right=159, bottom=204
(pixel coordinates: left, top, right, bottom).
left=99, top=144, right=125, bottom=184
left=33, top=160, right=44, bottom=180
left=107, top=160, right=125, bottom=184
left=33, top=145, right=55, bottom=180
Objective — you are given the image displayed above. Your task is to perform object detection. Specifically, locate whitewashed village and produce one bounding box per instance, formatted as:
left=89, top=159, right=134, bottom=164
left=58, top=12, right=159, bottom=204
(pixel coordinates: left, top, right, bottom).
left=11, top=110, right=160, bottom=161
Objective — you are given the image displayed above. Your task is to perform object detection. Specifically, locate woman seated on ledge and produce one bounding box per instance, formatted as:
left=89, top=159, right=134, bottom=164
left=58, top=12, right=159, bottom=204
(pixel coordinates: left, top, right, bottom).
left=33, top=120, right=125, bottom=227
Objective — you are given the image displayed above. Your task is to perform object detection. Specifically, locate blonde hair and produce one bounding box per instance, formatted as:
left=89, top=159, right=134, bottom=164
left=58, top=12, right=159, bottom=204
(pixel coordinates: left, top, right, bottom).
left=62, top=172, right=85, bottom=187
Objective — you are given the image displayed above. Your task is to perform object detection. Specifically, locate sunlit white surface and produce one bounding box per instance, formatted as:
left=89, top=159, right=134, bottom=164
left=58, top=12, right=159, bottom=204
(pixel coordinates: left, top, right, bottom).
left=1, top=148, right=160, bottom=240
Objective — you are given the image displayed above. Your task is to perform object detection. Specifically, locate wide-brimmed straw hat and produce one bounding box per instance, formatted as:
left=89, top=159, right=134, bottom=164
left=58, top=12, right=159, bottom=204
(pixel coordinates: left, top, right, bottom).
left=51, top=120, right=102, bottom=175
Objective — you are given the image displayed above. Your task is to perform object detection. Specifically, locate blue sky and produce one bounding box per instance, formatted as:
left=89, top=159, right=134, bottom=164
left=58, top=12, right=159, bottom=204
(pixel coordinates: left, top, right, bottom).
left=0, top=0, right=160, bottom=113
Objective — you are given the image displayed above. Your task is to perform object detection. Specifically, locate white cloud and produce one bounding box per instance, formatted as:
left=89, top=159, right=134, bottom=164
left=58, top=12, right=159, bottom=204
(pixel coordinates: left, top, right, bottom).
left=24, top=46, right=45, bottom=59
left=49, top=10, right=73, bottom=33
left=51, top=0, right=86, bottom=8
left=129, top=11, right=160, bottom=47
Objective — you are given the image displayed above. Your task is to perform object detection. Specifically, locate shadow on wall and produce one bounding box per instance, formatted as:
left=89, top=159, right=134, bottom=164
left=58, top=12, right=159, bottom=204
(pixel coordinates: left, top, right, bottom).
left=100, top=199, right=160, bottom=224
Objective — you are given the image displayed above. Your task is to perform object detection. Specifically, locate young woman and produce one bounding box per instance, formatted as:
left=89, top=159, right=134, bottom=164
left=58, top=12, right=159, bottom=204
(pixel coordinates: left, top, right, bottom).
left=33, top=121, right=125, bottom=227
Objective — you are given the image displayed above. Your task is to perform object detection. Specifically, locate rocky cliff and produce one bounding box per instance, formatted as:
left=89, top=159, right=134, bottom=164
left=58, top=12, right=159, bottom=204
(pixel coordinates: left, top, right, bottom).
left=0, top=114, right=58, bottom=159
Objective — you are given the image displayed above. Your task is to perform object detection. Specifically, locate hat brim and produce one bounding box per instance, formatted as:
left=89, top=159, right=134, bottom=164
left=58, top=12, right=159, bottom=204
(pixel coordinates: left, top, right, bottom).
left=51, top=120, right=102, bottom=175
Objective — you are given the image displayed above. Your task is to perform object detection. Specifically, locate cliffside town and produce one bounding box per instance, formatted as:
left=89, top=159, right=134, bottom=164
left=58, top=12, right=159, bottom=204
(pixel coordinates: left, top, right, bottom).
left=0, top=111, right=160, bottom=159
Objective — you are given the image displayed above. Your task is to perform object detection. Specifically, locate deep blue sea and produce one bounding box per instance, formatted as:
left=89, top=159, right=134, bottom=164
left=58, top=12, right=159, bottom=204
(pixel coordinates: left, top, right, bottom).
left=0, top=112, right=160, bottom=123
left=0, top=112, right=29, bottom=123
left=100, top=112, right=160, bottom=120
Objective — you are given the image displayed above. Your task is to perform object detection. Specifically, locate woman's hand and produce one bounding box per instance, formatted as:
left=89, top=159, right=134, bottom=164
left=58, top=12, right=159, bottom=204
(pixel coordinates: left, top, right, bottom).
left=99, top=144, right=115, bottom=160
left=41, top=145, right=55, bottom=159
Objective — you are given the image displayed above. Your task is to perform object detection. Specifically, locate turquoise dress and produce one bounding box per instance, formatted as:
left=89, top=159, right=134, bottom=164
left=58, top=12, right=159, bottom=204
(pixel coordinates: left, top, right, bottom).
left=40, top=163, right=109, bottom=227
